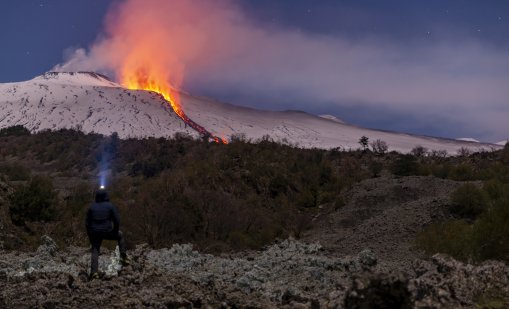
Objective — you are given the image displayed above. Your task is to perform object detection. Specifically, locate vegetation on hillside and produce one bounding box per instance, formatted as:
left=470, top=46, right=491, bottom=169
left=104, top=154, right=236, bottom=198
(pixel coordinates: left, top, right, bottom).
left=0, top=125, right=508, bottom=261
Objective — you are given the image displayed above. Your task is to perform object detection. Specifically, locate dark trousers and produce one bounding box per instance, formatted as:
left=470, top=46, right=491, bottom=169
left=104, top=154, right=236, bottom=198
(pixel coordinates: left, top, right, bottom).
left=88, top=230, right=127, bottom=274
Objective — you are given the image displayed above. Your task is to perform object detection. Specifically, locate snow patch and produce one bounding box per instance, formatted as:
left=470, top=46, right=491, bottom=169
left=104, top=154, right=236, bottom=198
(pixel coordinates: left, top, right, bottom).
left=319, top=114, right=345, bottom=124
left=456, top=138, right=480, bottom=143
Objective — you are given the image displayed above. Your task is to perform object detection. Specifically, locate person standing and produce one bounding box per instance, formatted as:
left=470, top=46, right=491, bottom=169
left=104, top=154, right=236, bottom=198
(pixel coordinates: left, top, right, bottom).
left=86, top=189, right=129, bottom=279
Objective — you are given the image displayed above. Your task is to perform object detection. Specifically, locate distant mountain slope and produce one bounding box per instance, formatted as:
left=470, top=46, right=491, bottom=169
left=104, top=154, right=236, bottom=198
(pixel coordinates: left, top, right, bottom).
left=0, top=72, right=502, bottom=153
left=180, top=92, right=500, bottom=153
left=0, top=72, right=197, bottom=139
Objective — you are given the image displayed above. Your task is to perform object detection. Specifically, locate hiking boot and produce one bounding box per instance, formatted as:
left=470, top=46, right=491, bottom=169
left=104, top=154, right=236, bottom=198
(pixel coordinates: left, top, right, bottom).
left=120, top=254, right=131, bottom=267
left=89, top=272, right=100, bottom=281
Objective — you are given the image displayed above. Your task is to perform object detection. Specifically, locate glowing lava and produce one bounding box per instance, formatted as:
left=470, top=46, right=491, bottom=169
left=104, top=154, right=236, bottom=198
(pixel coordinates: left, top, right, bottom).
left=122, top=70, right=227, bottom=144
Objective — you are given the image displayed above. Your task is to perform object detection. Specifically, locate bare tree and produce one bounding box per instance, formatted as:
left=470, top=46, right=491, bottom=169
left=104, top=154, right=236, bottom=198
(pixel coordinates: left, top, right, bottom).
left=457, top=147, right=472, bottom=157
left=370, top=139, right=388, bottom=155
left=411, top=145, right=428, bottom=157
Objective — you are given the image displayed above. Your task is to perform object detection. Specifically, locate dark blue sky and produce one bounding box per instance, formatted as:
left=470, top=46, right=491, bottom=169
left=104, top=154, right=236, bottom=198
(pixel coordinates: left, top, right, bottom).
left=1, top=1, right=508, bottom=141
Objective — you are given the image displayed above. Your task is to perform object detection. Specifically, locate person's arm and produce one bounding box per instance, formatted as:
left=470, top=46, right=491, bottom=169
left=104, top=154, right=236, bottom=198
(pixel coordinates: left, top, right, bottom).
left=111, top=204, right=120, bottom=233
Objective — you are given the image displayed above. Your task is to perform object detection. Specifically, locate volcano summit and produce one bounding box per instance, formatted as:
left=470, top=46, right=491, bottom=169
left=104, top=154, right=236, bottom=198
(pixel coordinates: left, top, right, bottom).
left=0, top=72, right=501, bottom=153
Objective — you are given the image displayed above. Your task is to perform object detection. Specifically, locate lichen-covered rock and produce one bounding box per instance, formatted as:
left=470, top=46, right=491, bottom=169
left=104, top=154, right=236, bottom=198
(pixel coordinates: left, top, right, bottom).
left=1, top=239, right=508, bottom=308
left=409, top=254, right=509, bottom=308
left=36, top=235, right=58, bottom=256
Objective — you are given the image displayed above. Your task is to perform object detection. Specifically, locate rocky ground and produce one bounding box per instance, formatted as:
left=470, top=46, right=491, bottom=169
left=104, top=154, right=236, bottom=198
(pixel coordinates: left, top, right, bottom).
left=1, top=175, right=509, bottom=308
left=1, top=237, right=508, bottom=308
left=303, top=175, right=470, bottom=271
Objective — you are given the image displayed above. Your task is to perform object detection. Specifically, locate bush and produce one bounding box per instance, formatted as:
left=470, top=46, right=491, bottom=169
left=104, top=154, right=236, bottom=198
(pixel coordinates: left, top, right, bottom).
left=416, top=220, right=473, bottom=261
left=0, top=125, right=30, bottom=137
left=449, top=164, right=477, bottom=181
left=411, top=145, right=428, bottom=157
left=449, top=184, right=488, bottom=218
left=483, top=179, right=508, bottom=200
left=8, top=175, right=58, bottom=226
left=391, top=155, right=419, bottom=176
left=369, top=161, right=383, bottom=177
left=0, top=163, right=30, bottom=181
left=418, top=199, right=509, bottom=263
left=457, top=147, right=472, bottom=157
left=371, top=139, right=388, bottom=155
left=470, top=199, right=509, bottom=261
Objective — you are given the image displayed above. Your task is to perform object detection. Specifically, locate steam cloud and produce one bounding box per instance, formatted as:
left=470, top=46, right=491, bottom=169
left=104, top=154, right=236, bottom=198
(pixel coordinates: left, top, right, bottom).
left=54, top=0, right=509, bottom=141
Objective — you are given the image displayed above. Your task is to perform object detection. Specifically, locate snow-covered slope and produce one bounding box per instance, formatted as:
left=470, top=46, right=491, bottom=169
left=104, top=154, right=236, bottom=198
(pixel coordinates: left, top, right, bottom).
left=0, top=72, right=502, bottom=153
left=0, top=72, right=197, bottom=139
left=181, top=92, right=500, bottom=153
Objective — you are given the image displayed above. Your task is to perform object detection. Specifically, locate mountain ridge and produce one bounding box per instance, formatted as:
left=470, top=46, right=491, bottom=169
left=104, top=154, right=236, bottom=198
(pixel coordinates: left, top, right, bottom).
left=0, top=72, right=502, bottom=153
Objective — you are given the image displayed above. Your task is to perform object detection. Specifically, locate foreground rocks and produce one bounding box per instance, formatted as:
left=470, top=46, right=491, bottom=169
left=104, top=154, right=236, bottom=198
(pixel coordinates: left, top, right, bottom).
left=1, top=237, right=508, bottom=308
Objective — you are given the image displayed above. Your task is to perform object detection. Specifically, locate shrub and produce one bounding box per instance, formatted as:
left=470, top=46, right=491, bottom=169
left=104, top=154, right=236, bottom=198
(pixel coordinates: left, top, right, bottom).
left=416, top=220, right=473, bottom=261
left=371, top=139, right=388, bottom=155
left=0, top=125, right=30, bottom=137
left=470, top=199, right=509, bottom=261
left=418, top=199, right=509, bottom=263
left=391, top=155, right=419, bottom=176
left=457, top=147, right=472, bottom=157
left=8, top=175, right=58, bottom=226
left=0, top=163, right=30, bottom=181
left=429, top=149, right=448, bottom=160
left=449, top=184, right=488, bottom=218
left=449, top=164, right=477, bottom=181
left=483, top=179, right=507, bottom=200
left=411, top=145, right=428, bottom=157
left=369, top=161, right=383, bottom=177
left=269, top=175, right=288, bottom=198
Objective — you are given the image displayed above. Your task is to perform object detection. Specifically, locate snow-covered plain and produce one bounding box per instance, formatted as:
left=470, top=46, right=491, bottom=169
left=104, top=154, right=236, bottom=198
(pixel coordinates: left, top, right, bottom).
left=0, top=72, right=502, bottom=153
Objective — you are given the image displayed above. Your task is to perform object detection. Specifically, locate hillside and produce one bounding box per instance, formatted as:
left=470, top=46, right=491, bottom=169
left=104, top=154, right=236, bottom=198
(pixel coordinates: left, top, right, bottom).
left=0, top=129, right=508, bottom=307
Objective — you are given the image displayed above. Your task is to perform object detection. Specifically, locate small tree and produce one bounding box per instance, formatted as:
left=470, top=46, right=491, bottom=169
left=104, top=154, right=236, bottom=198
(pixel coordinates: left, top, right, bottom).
left=359, top=136, right=369, bottom=151
left=457, top=147, right=472, bottom=157
left=411, top=145, right=428, bottom=157
left=429, top=149, right=448, bottom=160
left=371, top=139, right=388, bottom=155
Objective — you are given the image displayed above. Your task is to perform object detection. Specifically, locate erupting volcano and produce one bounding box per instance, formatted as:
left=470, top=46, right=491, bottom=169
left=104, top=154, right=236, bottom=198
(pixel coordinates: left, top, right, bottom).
left=122, top=70, right=227, bottom=144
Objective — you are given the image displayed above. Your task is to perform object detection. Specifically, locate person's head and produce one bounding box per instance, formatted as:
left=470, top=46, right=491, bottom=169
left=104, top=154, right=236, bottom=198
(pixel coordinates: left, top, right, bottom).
left=95, top=190, right=110, bottom=203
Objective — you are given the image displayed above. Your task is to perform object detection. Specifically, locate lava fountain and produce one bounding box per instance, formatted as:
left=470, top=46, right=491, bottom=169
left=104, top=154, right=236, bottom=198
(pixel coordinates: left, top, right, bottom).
left=121, top=68, right=227, bottom=144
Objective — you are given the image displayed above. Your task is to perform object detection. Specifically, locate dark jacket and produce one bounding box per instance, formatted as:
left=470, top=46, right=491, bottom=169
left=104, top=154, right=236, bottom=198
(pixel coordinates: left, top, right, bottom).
left=86, top=201, right=120, bottom=234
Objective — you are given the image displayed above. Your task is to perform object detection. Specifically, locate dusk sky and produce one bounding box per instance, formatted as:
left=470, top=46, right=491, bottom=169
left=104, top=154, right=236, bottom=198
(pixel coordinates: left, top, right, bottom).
left=1, top=0, right=508, bottom=142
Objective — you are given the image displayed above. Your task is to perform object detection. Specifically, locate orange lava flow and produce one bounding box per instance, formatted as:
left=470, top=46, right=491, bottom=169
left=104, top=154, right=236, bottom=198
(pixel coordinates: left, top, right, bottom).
left=123, top=72, right=186, bottom=120
left=121, top=71, right=227, bottom=144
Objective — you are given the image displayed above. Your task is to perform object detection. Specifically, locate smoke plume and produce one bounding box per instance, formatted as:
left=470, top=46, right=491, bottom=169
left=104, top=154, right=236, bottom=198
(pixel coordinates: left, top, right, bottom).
left=54, top=0, right=509, bottom=141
